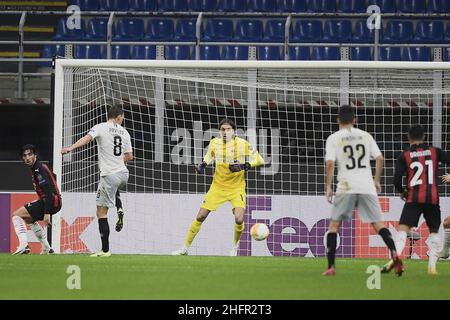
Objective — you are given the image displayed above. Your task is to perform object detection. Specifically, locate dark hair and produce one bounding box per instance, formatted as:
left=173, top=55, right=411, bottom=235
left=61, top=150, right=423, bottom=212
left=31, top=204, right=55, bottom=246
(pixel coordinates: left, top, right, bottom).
left=107, top=104, right=124, bottom=119
left=408, top=125, right=425, bottom=141
left=20, top=144, right=37, bottom=158
left=337, top=105, right=355, bottom=125
left=219, top=118, right=236, bottom=130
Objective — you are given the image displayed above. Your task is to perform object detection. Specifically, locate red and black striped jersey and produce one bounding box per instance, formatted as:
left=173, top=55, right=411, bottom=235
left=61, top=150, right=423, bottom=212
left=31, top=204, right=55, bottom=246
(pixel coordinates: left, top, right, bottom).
left=30, top=160, right=61, bottom=213
left=394, top=144, right=450, bottom=204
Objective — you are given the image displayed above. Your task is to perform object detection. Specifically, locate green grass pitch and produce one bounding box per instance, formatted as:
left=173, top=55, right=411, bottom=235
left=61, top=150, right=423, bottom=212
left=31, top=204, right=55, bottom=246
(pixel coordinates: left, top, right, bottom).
left=1, top=254, right=449, bottom=300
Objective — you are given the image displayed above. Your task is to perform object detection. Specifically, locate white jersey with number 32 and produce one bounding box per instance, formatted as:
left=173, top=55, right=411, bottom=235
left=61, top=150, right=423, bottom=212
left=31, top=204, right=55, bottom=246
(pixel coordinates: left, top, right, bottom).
left=325, top=127, right=382, bottom=195
left=88, top=121, right=132, bottom=176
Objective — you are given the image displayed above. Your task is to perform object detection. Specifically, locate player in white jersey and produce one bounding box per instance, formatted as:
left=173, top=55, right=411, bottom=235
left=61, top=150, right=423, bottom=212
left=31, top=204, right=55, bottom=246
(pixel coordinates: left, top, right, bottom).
left=61, top=105, right=133, bottom=257
left=323, top=105, right=403, bottom=276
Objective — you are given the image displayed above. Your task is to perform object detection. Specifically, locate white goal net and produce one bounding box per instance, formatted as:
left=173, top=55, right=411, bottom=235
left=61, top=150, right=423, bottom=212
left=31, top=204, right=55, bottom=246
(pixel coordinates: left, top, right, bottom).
left=53, top=60, right=450, bottom=259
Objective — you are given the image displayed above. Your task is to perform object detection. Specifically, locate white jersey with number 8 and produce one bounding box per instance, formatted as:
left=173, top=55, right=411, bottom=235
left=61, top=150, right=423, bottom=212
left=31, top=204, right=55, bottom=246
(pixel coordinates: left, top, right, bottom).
left=88, top=121, right=132, bottom=176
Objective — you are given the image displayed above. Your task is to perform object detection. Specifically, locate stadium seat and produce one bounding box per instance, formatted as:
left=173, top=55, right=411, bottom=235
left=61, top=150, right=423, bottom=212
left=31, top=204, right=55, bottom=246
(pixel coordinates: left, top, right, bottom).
left=263, top=20, right=285, bottom=42
left=113, top=18, right=144, bottom=41
left=234, top=19, right=264, bottom=42
left=190, top=0, right=217, bottom=11
left=85, top=18, right=108, bottom=40
left=382, top=21, right=413, bottom=43
left=413, top=21, right=444, bottom=44
left=202, top=19, right=233, bottom=41
left=322, top=20, right=352, bottom=43
left=288, top=46, right=310, bottom=60
left=218, top=0, right=248, bottom=12
left=54, top=18, right=85, bottom=40
left=379, top=47, right=401, bottom=61
left=258, top=46, right=281, bottom=60
left=159, top=0, right=189, bottom=12
left=397, top=0, right=426, bottom=13
left=74, top=45, right=104, bottom=59
left=337, top=0, right=366, bottom=13
left=40, top=44, right=65, bottom=66
left=350, top=47, right=372, bottom=61
left=291, top=20, right=322, bottom=43
left=99, top=0, right=128, bottom=11
left=307, top=0, right=336, bottom=12
left=221, top=45, right=249, bottom=60
left=200, top=45, right=221, bottom=59
left=165, top=45, right=191, bottom=59
left=366, top=0, right=396, bottom=13
left=427, top=0, right=450, bottom=13
left=277, top=0, right=306, bottom=12
left=174, top=19, right=196, bottom=41
left=248, top=0, right=277, bottom=12
left=131, top=45, right=157, bottom=59
left=130, top=0, right=157, bottom=11
left=402, top=47, right=431, bottom=61
left=310, top=46, right=340, bottom=60
left=70, top=0, right=99, bottom=11
left=353, top=20, right=375, bottom=43
left=111, top=45, right=130, bottom=59
left=444, top=48, right=450, bottom=61
left=144, top=19, right=174, bottom=41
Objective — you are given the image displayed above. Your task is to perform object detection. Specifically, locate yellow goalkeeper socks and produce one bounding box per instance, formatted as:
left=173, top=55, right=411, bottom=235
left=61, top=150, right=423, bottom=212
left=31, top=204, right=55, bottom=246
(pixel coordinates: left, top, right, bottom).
left=234, top=223, right=245, bottom=245
left=185, top=219, right=203, bottom=248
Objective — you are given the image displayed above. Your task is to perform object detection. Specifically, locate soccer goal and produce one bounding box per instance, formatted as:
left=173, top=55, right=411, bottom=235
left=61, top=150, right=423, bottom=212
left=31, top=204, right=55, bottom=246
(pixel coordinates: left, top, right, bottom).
left=53, top=59, right=450, bottom=259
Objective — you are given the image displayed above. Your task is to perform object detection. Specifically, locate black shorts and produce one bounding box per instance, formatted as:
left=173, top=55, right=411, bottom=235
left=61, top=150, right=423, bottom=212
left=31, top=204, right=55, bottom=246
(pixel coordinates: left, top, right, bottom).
left=399, top=203, right=441, bottom=233
left=24, top=199, right=62, bottom=222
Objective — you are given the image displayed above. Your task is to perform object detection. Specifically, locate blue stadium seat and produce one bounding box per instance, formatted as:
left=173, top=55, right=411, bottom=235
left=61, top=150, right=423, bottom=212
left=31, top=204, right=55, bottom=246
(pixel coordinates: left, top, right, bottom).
left=350, top=47, right=372, bottom=60
left=234, top=19, right=263, bottom=42
left=288, top=46, right=310, bottom=60
left=70, top=0, right=99, bottom=11
left=54, top=18, right=85, bottom=40
left=414, top=21, right=444, bottom=44
left=428, top=0, right=450, bottom=13
left=202, top=19, right=233, bottom=41
left=165, top=45, right=191, bottom=59
left=221, top=46, right=249, bottom=60
left=338, top=0, right=366, bottom=13
left=131, top=45, right=157, bottom=59
left=307, top=0, right=336, bottom=12
left=322, top=20, right=352, bottom=43
left=277, top=0, right=306, bottom=12
left=113, top=18, right=144, bottom=41
left=444, top=48, right=450, bottom=61
left=379, top=47, right=401, bottom=61
left=402, top=47, right=431, bottom=61
left=218, top=0, right=248, bottom=12
left=367, top=0, right=396, bottom=13
left=40, top=44, right=65, bottom=66
left=159, top=0, right=189, bottom=11
left=291, top=20, right=322, bottom=42
left=263, top=20, right=285, bottom=42
left=145, top=19, right=174, bottom=41
left=190, top=0, right=217, bottom=11
left=74, top=45, right=104, bottom=59
left=130, top=0, right=157, bottom=11
left=174, top=19, right=196, bottom=41
left=248, top=0, right=277, bottom=12
left=382, top=21, right=413, bottom=43
left=99, top=0, right=129, bottom=11
left=258, top=46, right=281, bottom=60
left=111, top=45, right=130, bottom=59
left=85, top=18, right=108, bottom=40
left=353, top=20, right=375, bottom=43
left=200, top=45, right=221, bottom=59
left=397, top=0, right=426, bottom=13
left=311, top=47, right=340, bottom=60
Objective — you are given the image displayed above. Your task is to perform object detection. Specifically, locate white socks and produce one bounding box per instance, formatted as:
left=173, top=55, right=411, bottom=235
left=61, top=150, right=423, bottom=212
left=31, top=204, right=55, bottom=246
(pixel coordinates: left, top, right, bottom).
left=428, top=233, right=440, bottom=270
left=395, top=231, right=407, bottom=257
left=12, top=216, right=28, bottom=248
left=30, top=222, right=51, bottom=250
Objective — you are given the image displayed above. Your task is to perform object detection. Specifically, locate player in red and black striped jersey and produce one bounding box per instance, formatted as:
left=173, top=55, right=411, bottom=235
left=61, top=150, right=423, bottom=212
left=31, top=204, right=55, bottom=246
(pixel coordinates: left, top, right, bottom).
left=11, top=144, right=62, bottom=255
left=383, top=125, right=450, bottom=275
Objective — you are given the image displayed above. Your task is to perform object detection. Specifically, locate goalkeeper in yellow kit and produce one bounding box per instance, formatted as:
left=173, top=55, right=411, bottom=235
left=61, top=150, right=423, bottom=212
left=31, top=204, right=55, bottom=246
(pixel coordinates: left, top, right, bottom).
left=172, top=118, right=265, bottom=256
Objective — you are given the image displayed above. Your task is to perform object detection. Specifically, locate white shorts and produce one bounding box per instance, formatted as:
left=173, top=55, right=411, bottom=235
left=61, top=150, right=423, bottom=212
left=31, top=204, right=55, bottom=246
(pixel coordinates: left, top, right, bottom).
left=96, top=170, right=129, bottom=208
left=331, top=194, right=383, bottom=223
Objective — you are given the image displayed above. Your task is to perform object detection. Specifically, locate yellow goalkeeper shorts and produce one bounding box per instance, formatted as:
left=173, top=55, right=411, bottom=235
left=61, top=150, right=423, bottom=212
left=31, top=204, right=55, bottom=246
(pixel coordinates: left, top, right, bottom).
left=201, top=184, right=246, bottom=212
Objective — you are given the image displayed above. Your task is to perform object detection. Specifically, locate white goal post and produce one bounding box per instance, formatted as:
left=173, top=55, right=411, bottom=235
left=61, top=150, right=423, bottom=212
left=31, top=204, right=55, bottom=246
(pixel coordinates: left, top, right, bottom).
left=52, top=59, right=450, bottom=258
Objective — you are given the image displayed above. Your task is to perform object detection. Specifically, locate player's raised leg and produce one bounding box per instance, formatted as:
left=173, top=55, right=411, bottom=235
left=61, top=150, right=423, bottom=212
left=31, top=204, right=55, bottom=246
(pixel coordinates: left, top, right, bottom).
left=172, top=208, right=210, bottom=255
left=115, top=190, right=124, bottom=232
left=230, top=207, right=245, bottom=256
left=11, top=206, right=31, bottom=255
left=372, top=221, right=403, bottom=277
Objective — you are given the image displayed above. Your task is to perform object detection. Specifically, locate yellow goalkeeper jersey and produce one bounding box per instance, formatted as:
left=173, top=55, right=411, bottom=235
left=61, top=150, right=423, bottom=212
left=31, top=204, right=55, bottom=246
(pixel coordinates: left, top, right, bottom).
left=203, top=136, right=265, bottom=190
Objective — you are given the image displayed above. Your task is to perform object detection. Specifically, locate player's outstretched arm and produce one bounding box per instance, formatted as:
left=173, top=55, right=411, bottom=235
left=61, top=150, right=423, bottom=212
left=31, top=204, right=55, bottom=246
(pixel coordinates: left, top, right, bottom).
left=61, top=134, right=93, bottom=154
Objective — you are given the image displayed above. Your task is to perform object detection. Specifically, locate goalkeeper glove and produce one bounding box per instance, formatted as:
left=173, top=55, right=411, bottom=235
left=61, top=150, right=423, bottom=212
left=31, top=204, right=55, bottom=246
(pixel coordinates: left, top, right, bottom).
left=229, top=162, right=251, bottom=173
left=195, top=162, right=207, bottom=174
